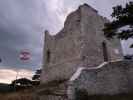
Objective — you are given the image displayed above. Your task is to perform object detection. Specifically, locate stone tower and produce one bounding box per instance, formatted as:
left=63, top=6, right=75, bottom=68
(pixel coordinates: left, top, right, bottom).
left=41, top=4, right=122, bottom=83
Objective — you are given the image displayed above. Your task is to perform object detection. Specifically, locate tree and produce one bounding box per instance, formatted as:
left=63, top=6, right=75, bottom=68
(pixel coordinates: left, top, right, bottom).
left=11, top=78, right=32, bottom=86
left=32, top=69, right=42, bottom=81
left=103, top=1, right=133, bottom=41
left=31, top=69, right=42, bottom=86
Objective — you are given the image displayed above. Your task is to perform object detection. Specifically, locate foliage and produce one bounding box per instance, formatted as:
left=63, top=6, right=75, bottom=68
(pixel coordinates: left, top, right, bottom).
left=32, top=75, right=40, bottom=80
left=11, top=78, right=32, bottom=86
left=103, top=1, right=133, bottom=40
left=32, top=69, right=42, bottom=81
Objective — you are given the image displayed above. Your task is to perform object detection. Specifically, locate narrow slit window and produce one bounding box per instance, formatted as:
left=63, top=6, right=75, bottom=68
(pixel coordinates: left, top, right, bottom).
left=46, top=50, right=50, bottom=63
left=102, top=41, right=108, bottom=61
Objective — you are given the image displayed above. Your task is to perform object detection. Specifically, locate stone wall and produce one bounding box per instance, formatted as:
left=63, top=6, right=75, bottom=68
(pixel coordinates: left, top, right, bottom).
left=69, top=60, right=133, bottom=98
left=79, top=5, right=122, bottom=67
left=36, top=81, right=68, bottom=100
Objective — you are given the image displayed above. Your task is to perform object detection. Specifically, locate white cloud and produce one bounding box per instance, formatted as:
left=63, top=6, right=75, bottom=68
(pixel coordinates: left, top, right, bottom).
left=43, top=0, right=74, bottom=34
left=0, top=68, right=33, bottom=84
left=121, top=39, right=133, bottom=55
left=42, top=0, right=131, bottom=34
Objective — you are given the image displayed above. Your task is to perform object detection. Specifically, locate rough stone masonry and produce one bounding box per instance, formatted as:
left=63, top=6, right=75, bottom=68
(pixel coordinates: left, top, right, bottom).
left=41, top=4, right=122, bottom=84
left=68, top=60, right=133, bottom=100
left=36, top=3, right=133, bottom=100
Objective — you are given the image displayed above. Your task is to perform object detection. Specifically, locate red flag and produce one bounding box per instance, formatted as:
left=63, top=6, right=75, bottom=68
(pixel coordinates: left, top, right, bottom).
left=19, top=51, right=31, bottom=61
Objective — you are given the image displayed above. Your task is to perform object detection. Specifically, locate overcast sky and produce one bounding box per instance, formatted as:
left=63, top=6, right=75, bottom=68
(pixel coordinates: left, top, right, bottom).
left=0, top=0, right=132, bottom=83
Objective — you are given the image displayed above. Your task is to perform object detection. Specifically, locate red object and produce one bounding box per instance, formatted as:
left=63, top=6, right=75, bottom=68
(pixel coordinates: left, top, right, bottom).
left=20, top=51, right=31, bottom=61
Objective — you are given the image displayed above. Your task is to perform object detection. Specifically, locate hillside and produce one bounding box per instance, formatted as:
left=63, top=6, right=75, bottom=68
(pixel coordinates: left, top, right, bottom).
left=0, top=83, right=14, bottom=93
left=0, top=89, right=36, bottom=100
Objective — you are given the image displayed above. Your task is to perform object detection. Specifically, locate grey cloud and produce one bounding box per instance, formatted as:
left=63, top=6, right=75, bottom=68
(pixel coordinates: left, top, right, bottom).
left=0, top=0, right=131, bottom=71
left=0, top=0, right=46, bottom=70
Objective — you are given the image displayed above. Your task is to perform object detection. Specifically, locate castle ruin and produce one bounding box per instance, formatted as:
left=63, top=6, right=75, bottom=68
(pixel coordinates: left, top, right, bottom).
left=41, top=4, right=122, bottom=84
left=36, top=4, right=133, bottom=100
